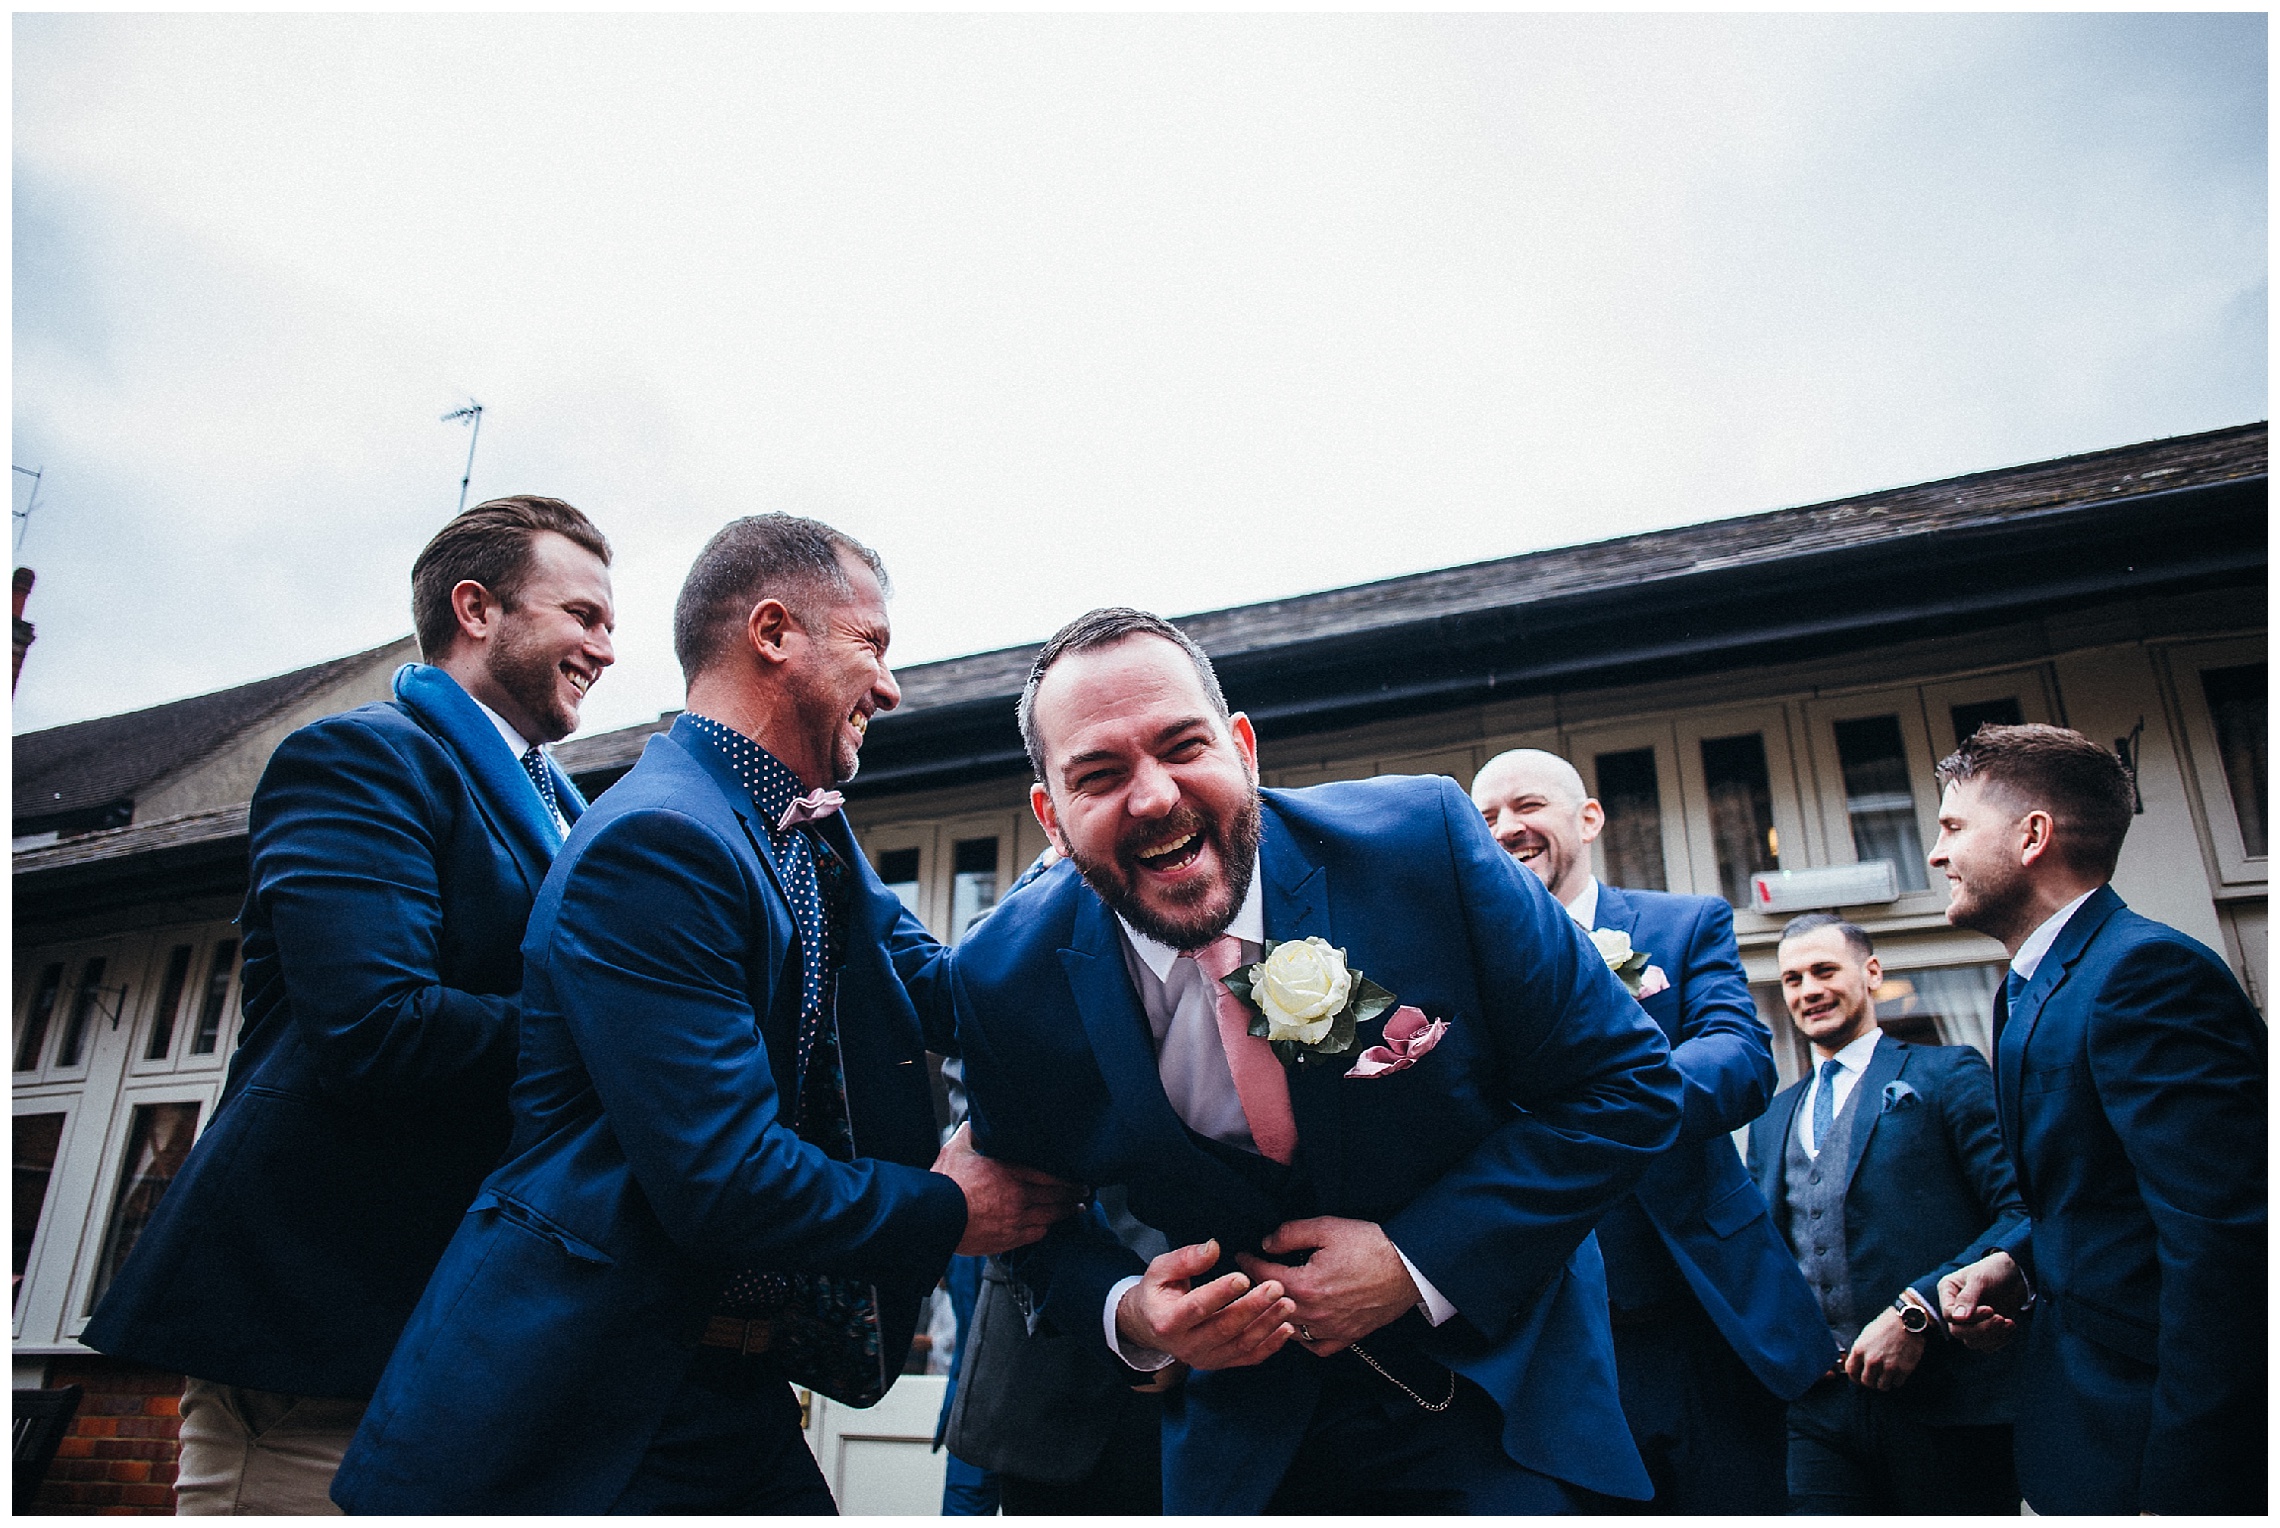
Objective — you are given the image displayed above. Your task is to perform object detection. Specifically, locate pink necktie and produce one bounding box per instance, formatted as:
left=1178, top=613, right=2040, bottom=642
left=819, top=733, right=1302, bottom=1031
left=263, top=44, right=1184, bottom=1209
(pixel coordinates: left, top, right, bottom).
left=1191, top=936, right=1299, bottom=1166
left=777, top=789, right=844, bottom=831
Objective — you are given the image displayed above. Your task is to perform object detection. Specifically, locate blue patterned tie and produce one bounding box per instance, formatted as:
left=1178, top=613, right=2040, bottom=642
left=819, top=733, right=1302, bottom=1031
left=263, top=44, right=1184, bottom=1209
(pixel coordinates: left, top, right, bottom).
left=520, top=746, right=562, bottom=835
left=1811, top=1057, right=1844, bottom=1157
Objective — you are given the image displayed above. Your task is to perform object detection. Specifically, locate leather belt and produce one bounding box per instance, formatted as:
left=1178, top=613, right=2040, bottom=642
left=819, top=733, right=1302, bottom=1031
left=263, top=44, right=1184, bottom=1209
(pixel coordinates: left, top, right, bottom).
left=700, top=1315, right=777, bottom=1357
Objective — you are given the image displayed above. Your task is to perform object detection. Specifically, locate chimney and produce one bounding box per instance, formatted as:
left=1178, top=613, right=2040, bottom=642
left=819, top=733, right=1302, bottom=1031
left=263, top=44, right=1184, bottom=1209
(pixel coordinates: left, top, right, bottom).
left=13, top=567, right=35, bottom=692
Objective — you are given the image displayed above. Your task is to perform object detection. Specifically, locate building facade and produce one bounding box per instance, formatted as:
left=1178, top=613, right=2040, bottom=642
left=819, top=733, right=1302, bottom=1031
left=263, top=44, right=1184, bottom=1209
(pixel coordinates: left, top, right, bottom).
left=13, top=426, right=2265, bottom=1511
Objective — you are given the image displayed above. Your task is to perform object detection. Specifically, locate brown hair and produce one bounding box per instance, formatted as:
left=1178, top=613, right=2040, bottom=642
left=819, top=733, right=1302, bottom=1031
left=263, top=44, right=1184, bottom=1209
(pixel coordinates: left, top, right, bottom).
left=671, top=513, right=890, bottom=682
left=1934, top=722, right=2136, bottom=879
left=410, top=496, right=611, bottom=660
left=1779, top=912, right=1874, bottom=961
left=1017, top=608, right=1229, bottom=784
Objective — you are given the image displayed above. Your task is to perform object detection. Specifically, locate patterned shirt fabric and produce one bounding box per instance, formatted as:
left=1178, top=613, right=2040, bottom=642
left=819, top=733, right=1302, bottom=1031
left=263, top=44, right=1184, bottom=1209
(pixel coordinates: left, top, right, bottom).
left=518, top=745, right=566, bottom=840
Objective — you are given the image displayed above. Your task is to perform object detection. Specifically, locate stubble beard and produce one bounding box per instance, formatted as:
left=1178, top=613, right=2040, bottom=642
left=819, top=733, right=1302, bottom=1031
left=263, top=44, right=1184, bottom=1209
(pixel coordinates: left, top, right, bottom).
left=1068, top=791, right=1263, bottom=952
left=1945, top=855, right=2037, bottom=949
left=487, top=614, right=577, bottom=743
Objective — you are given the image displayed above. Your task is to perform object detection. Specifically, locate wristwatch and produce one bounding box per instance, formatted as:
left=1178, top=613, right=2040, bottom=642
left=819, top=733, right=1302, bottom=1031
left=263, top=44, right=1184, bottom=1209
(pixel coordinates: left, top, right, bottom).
left=1893, top=1294, right=1934, bottom=1335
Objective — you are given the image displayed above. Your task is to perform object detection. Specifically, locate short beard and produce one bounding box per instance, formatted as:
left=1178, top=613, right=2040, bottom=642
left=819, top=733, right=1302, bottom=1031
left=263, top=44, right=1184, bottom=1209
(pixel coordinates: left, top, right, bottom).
left=1069, top=791, right=1263, bottom=951
left=486, top=613, right=576, bottom=742
left=1946, top=859, right=2038, bottom=948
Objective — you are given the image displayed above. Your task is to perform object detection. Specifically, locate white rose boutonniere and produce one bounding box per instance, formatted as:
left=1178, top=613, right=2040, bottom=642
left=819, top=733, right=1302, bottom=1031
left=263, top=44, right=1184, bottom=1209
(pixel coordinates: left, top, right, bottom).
left=1589, top=927, right=1657, bottom=999
left=1219, top=937, right=1399, bottom=1067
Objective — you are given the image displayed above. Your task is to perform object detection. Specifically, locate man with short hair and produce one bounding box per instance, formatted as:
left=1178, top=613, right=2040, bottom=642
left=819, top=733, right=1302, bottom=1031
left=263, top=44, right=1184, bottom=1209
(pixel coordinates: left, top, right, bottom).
left=947, top=609, right=1686, bottom=1512
left=1933, top=723, right=2265, bottom=1515
left=84, top=496, right=618, bottom=1513
left=1470, top=749, right=1831, bottom=1512
left=1750, top=914, right=2026, bottom=1513
left=334, top=514, right=1079, bottom=1514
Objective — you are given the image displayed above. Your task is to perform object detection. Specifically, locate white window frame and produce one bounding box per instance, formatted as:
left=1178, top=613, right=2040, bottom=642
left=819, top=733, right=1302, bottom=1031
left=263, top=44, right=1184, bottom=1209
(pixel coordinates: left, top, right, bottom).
left=859, top=823, right=941, bottom=936
left=1670, top=703, right=1816, bottom=936
left=1564, top=719, right=1692, bottom=898
left=11, top=1093, right=81, bottom=1344
left=63, top=1077, right=221, bottom=1342
left=2160, top=637, right=2268, bottom=890
left=1798, top=687, right=1950, bottom=919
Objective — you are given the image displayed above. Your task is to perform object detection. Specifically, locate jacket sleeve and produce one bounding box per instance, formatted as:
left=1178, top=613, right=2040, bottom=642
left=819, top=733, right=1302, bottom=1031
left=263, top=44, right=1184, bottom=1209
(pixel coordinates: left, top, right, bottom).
left=544, top=806, right=968, bottom=1288
left=1905, top=1049, right=2028, bottom=1312
left=1664, top=898, right=1778, bottom=1143
left=1383, top=780, right=1684, bottom=1340
left=2084, top=940, right=2267, bottom=1514
left=252, top=716, right=517, bottom=1104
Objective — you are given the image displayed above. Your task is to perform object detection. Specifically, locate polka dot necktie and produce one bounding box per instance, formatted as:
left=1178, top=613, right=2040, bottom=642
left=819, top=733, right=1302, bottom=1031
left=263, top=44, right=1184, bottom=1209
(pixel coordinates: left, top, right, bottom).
left=520, top=746, right=563, bottom=837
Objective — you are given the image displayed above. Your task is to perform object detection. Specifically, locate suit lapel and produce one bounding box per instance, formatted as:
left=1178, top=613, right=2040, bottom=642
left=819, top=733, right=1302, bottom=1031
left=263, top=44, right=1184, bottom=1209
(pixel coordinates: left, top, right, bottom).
left=1997, top=885, right=2123, bottom=1203
left=1758, top=1082, right=1805, bottom=1213
left=1259, top=806, right=1343, bottom=1197
left=391, top=664, right=560, bottom=894
left=1841, top=1038, right=1909, bottom=1193
left=1593, top=881, right=1636, bottom=938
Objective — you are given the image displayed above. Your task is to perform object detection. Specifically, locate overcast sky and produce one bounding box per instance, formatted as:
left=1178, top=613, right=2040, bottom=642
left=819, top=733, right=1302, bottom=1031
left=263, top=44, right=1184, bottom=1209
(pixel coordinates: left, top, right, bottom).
left=12, top=12, right=2266, bottom=740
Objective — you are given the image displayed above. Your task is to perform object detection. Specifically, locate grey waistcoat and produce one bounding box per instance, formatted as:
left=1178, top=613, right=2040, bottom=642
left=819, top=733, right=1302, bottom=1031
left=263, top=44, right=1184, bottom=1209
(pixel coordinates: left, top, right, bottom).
left=1785, top=1075, right=1871, bottom=1349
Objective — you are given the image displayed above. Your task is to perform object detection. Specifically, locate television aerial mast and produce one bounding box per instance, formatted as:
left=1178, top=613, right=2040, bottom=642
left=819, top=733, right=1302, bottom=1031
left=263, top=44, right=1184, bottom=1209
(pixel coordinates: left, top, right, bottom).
left=11, top=465, right=43, bottom=556
left=441, top=400, right=484, bottom=515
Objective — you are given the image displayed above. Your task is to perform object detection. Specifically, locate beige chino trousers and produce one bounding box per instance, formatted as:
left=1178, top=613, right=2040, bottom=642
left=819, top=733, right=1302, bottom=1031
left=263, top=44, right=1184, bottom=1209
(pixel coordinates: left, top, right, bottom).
left=174, top=1378, right=364, bottom=1515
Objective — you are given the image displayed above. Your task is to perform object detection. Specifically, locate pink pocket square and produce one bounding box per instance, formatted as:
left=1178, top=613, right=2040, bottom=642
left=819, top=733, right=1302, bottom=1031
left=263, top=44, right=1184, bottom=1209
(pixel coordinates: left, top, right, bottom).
left=1635, top=965, right=1670, bottom=1000
left=1345, top=1006, right=1448, bottom=1079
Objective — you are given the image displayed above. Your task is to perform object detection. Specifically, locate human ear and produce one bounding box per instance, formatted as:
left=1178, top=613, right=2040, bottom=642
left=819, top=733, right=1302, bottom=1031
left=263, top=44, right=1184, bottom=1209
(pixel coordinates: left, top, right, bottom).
left=1030, top=782, right=1069, bottom=855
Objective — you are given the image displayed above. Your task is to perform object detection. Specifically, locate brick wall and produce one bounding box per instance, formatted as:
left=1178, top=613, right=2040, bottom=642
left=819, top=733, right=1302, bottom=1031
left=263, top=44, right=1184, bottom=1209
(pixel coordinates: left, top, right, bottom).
left=29, top=1357, right=182, bottom=1514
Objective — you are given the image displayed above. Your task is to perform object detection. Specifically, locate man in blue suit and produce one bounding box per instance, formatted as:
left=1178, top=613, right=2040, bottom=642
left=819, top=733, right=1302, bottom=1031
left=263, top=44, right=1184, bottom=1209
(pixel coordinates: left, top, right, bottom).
left=334, top=514, right=1077, bottom=1514
left=1751, top=914, right=2025, bottom=1513
left=1472, top=749, right=1832, bottom=1512
left=950, top=609, right=1685, bottom=1513
left=83, top=497, right=617, bottom=1513
left=1933, top=723, right=2265, bottom=1515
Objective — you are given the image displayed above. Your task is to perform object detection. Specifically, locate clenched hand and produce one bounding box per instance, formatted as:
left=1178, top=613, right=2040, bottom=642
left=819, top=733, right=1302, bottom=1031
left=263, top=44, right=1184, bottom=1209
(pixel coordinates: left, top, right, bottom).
left=1237, top=1216, right=1420, bottom=1355
left=931, top=1124, right=1083, bottom=1256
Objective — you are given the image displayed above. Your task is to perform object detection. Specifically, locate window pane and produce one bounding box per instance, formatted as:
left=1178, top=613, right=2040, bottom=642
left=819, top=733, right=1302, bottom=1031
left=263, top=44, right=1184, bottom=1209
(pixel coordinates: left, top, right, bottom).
left=55, top=957, right=109, bottom=1070
left=146, top=945, right=195, bottom=1062
left=1593, top=748, right=1667, bottom=892
left=1871, top=962, right=2003, bottom=1058
left=950, top=838, right=999, bottom=942
left=86, top=1102, right=201, bottom=1312
left=190, top=940, right=239, bottom=1056
left=2201, top=664, right=2267, bottom=858
left=1948, top=697, right=2024, bottom=753
left=14, top=1112, right=66, bottom=1311
left=874, top=847, right=922, bottom=917
left=1701, top=733, right=1781, bottom=906
left=1831, top=715, right=1928, bottom=892
left=14, top=963, right=65, bottom=1073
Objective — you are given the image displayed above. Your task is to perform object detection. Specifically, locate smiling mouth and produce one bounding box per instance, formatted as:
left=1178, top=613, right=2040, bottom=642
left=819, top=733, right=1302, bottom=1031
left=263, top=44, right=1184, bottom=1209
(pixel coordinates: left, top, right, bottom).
left=562, top=663, right=596, bottom=697
left=848, top=708, right=869, bottom=738
left=1131, top=828, right=1204, bottom=875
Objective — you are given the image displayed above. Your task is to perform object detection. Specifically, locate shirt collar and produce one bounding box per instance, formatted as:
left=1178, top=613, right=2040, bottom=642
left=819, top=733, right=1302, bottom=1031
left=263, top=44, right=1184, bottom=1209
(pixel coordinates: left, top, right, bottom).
left=681, top=713, right=809, bottom=834
left=472, top=698, right=535, bottom=763
left=1116, top=851, right=1267, bottom=982
left=1825, top=1025, right=1882, bottom=1075
left=2012, top=888, right=2097, bottom=981
left=1561, top=875, right=1601, bottom=929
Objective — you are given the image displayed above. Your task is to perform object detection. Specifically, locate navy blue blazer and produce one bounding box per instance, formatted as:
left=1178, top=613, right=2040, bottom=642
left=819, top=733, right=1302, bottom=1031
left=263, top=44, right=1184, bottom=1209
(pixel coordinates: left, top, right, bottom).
left=1595, top=883, right=1835, bottom=1401
left=332, top=716, right=969, bottom=1514
left=83, top=665, right=582, bottom=1400
left=953, top=776, right=1685, bottom=1509
left=1979, top=884, right=2265, bottom=1515
left=1748, top=1037, right=2026, bottom=1426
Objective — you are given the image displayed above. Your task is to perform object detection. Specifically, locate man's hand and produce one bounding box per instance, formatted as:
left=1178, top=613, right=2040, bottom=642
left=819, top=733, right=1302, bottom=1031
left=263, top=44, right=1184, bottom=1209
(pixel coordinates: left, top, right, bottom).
left=931, top=1124, right=1083, bottom=1256
left=1236, top=1216, right=1420, bottom=1356
left=1938, top=1251, right=2028, bottom=1351
left=1115, top=1240, right=1295, bottom=1371
left=1844, top=1304, right=1928, bottom=1391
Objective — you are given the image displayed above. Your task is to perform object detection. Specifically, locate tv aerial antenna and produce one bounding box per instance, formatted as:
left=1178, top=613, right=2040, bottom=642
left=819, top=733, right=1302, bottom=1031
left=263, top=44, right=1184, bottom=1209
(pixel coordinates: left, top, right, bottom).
left=441, top=400, right=484, bottom=515
left=11, top=465, right=43, bottom=556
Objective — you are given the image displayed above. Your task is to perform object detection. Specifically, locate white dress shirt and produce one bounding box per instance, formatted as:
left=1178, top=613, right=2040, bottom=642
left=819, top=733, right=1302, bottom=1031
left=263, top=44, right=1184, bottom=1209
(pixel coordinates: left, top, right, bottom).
left=1799, top=1027, right=1883, bottom=1158
left=1561, top=875, right=1601, bottom=929
left=2011, top=889, right=2097, bottom=982
left=1101, top=857, right=1453, bottom=1368
left=473, top=698, right=569, bottom=838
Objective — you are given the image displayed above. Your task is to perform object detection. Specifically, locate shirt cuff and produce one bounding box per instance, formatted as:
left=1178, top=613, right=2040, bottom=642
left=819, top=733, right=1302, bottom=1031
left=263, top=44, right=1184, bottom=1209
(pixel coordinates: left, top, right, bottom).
left=1394, top=1245, right=1456, bottom=1327
left=1103, top=1275, right=1178, bottom=1372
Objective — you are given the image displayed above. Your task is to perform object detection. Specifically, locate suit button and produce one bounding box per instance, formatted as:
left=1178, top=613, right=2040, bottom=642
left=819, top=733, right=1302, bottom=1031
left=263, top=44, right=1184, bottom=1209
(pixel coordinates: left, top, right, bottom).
left=1810, top=1209, right=1821, bottom=1220
left=1808, top=1171, right=1820, bottom=1184
left=1813, top=1244, right=1826, bottom=1254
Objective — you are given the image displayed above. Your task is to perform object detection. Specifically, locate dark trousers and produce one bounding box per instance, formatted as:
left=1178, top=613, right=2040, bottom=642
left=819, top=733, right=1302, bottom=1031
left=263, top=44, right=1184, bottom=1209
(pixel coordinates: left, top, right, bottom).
left=1262, top=1350, right=1585, bottom=1514
left=608, top=1350, right=838, bottom=1514
left=1586, top=1298, right=1789, bottom=1514
left=999, top=1390, right=1163, bottom=1515
left=1786, top=1373, right=2018, bottom=1514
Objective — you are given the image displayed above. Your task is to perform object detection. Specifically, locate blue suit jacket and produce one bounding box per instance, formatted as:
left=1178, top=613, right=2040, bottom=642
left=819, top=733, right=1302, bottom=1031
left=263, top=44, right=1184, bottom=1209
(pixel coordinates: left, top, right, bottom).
left=332, top=717, right=969, bottom=1513
left=1594, top=883, right=1835, bottom=1400
left=1748, top=1038, right=2025, bottom=1426
left=952, top=776, right=1684, bottom=1510
left=1979, top=884, right=2265, bottom=1514
left=83, top=665, right=581, bottom=1400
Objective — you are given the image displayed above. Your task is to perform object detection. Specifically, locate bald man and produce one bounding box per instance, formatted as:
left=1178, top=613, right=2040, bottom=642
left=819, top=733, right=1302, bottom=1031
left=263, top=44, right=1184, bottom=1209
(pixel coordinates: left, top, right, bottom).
left=1471, top=751, right=1833, bottom=1512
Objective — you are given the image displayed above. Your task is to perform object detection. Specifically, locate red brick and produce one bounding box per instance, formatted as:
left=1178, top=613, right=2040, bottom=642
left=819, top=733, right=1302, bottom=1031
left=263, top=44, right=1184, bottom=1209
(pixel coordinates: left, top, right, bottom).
left=155, top=1462, right=178, bottom=1484
left=52, top=1458, right=106, bottom=1481
left=107, top=1460, right=153, bottom=1484
left=142, top=1394, right=181, bottom=1417
left=121, top=1483, right=175, bottom=1508
left=115, top=1416, right=177, bottom=1439
left=75, top=1416, right=121, bottom=1437
left=54, top=1436, right=97, bottom=1459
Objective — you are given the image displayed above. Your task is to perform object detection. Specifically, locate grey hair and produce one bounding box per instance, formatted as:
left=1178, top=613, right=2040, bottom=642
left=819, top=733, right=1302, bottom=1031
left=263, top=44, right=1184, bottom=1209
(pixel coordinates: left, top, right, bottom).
left=671, top=513, right=889, bottom=682
left=1017, top=607, right=1229, bottom=783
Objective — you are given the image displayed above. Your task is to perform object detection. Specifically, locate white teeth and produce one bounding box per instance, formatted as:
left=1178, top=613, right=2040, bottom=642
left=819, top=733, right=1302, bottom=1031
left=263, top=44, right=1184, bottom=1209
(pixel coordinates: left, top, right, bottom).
left=565, top=669, right=592, bottom=694
left=1137, top=831, right=1196, bottom=859
left=849, top=712, right=868, bottom=735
